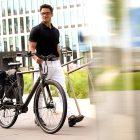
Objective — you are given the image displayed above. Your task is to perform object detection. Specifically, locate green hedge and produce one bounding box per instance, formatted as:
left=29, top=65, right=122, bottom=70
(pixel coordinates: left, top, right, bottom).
left=91, top=67, right=140, bottom=91
left=65, top=69, right=89, bottom=99
left=23, top=73, right=33, bottom=94
left=23, top=70, right=89, bottom=98
left=98, top=72, right=140, bottom=91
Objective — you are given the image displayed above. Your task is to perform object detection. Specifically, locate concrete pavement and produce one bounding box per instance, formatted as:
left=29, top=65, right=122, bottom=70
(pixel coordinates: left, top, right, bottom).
left=0, top=97, right=96, bottom=140
left=2, top=91, right=140, bottom=140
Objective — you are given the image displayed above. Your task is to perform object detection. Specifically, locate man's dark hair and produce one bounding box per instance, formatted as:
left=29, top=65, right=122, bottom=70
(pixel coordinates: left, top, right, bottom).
left=40, top=4, right=53, bottom=13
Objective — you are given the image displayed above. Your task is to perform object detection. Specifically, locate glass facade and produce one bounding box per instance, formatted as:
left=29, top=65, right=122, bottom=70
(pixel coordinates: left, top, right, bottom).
left=7, top=0, right=13, bottom=16
left=14, top=18, right=18, bottom=34
left=2, top=20, right=6, bottom=35
left=1, top=0, right=7, bottom=17
left=19, top=0, right=25, bottom=14
left=0, top=0, right=92, bottom=64
left=25, top=0, right=31, bottom=14
left=13, top=0, right=19, bottom=15
left=8, top=19, right=12, bottom=34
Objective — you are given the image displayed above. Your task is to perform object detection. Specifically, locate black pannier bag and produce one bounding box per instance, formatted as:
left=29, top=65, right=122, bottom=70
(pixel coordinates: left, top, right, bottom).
left=5, top=69, right=24, bottom=99
left=0, top=70, right=6, bottom=99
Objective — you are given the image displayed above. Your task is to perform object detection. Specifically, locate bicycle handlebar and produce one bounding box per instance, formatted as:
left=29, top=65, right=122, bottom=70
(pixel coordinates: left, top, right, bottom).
left=17, top=51, right=57, bottom=61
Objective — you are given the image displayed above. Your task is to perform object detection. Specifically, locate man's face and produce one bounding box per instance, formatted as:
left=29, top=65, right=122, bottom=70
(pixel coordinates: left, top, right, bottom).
left=40, top=8, right=53, bottom=23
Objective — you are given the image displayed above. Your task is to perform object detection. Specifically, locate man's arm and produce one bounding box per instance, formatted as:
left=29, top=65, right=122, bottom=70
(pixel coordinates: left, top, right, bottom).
left=57, top=44, right=61, bottom=59
left=29, top=41, right=36, bottom=52
left=28, top=41, right=42, bottom=64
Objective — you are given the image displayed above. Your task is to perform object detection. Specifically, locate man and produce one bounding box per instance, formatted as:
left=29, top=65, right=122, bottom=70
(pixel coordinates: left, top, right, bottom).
left=29, top=4, right=83, bottom=127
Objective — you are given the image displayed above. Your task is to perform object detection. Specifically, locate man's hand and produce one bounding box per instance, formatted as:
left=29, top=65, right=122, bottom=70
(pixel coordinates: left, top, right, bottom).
left=28, top=41, right=42, bottom=64
left=33, top=55, right=42, bottom=64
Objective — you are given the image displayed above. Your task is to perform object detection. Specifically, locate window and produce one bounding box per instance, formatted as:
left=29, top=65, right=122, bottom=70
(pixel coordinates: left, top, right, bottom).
left=1, top=0, right=7, bottom=17
left=14, top=18, right=18, bottom=34
left=37, top=0, right=44, bottom=11
left=52, top=9, right=57, bottom=26
left=63, top=0, right=69, bottom=6
left=0, top=40, right=2, bottom=52
left=19, top=0, right=25, bottom=14
left=71, top=29, right=78, bottom=49
left=70, top=8, right=77, bottom=25
left=43, top=0, right=50, bottom=4
left=31, top=0, right=37, bottom=13
left=7, top=0, right=13, bottom=16
left=20, top=17, right=24, bottom=33
left=26, top=16, right=30, bottom=32
left=64, top=29, right=70, bottom=48
left=0, top=23, right=1, bottom=35
left=77, top=7, right=84, bottom=24
left=27, top=35, right=29, bottom=49
left=65, top=34, right=70, bottom=48
left=3, top=38, right=8, bottom=52
left=25, top=0, right=31, bottom=14
left=76, top=0, right=83, bottom=5
left=57, top=0, right=63, bottom=7
left=59, top=29, right=64, bottom=47
left=57, top=10, right=63, bottom=27
left=21, top=36, right=25, bottom=51
left=8, top=19, right=12, bottom=34
left=2, top=20, right=6, bottom=35
left=32, top=15, right=38, bottom=27
left=50, top=0, right=57, bottom=7
left=63, top=9, right=70, bottom=26
left=44, top=0, right=50, bottom=4
left=15, top=36, right=19, bottom=51
left=9, top=37, right=14, bottom=51
left=69, top=0, right=75, bottom=6
left=13, top=0, right=19, bottom=15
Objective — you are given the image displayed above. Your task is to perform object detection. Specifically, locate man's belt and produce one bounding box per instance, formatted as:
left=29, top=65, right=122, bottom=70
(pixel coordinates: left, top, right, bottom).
left=47, top=57, right=58, bottom=61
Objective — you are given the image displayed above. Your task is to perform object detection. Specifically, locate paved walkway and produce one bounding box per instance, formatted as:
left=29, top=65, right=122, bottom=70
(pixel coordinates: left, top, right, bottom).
left=0, top=96, right=96, bottom=140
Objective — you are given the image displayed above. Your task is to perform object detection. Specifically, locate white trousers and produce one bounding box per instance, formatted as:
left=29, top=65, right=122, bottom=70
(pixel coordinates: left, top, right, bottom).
left=33, top=60, right=72, bottom=117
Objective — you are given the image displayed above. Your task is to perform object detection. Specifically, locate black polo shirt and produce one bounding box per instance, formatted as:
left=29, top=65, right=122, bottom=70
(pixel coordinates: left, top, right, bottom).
left=29, top=22, right=60, bottom=57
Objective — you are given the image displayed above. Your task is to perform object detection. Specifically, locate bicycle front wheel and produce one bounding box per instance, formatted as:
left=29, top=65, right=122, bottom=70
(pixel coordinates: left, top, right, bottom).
left=34, top=79, right=67, bottom=134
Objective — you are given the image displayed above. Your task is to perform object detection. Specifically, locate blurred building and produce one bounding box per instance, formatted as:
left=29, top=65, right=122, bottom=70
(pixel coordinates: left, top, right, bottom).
left=0, top=0, right=114, bottom=66
left=0, top=0, right=96, bottom=66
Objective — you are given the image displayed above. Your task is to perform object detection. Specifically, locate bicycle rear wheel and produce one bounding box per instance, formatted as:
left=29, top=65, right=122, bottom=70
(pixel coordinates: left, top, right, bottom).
left=34, top=79, right=67, bottom=134
left=0, top=83, right=19, bottom=128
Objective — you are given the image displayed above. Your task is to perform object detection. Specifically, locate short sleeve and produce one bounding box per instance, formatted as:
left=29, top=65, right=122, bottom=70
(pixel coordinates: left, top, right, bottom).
left=29, top=27, right=38, bottom=42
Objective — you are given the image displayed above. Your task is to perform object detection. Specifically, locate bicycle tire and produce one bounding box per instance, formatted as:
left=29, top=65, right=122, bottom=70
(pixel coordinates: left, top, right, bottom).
left=0, top=82, right=19, bottom=128
left=34, top=79, right=67, bottom=134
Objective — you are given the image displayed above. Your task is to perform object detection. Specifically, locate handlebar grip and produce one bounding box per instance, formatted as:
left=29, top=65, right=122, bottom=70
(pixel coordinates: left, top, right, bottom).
left=24, top=51, right=46, bottom=60
left=16, top=51, right=33, bottom=57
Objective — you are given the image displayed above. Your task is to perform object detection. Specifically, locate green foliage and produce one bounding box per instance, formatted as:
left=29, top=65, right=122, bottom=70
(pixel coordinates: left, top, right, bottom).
left=66, top=69, right=89, bottom=99
left=22, top=69, right=140, bottom=96
left=131, top=72, right=140, bottom=90
left=97, top=72, right=125, bottom=90
left=23, top=73, right=33, bottom=94
left=23, top=70, right=89, bottom=98
left=95, top=71, right=140, bottom=91
left=109, top=0, right=123, bottom=32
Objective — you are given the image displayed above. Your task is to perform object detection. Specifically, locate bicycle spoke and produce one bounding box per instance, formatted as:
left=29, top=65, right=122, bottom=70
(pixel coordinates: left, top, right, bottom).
left=34, top=80, right=67, bottom=133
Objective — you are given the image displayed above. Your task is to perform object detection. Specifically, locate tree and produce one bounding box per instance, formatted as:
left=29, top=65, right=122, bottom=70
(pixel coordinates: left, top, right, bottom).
left=109, top=0, right=123, bottom=33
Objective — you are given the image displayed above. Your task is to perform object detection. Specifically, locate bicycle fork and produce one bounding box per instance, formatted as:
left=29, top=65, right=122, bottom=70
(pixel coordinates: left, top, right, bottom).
left=39, top=64, right=54, bottom=110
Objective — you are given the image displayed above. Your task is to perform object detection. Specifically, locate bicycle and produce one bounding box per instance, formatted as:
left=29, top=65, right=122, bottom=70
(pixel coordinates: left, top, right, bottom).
left=0, top=52, right=67, bottom=134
